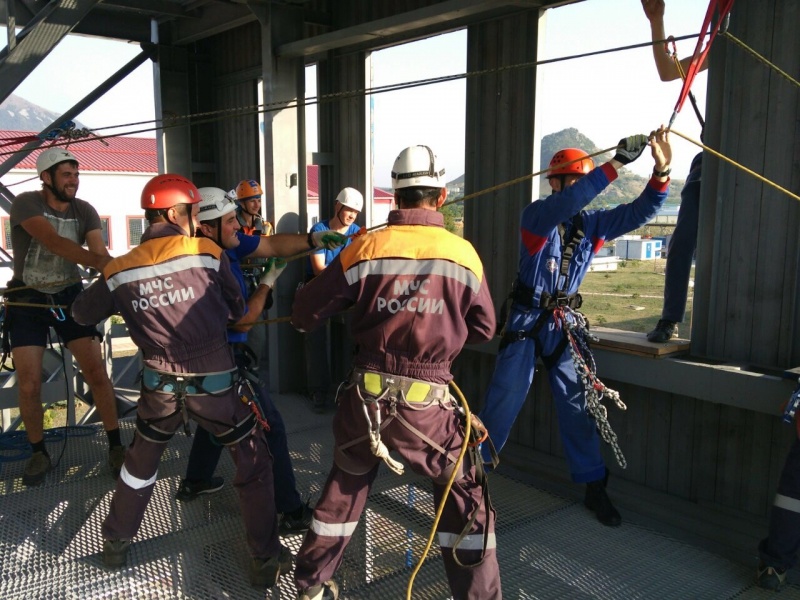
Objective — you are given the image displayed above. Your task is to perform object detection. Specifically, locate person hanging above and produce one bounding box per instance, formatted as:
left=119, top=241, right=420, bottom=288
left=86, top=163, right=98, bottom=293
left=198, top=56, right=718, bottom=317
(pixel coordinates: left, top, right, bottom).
left=641, top=0, right=709, bottom=343
left=479, top=127, right=673, bottom=527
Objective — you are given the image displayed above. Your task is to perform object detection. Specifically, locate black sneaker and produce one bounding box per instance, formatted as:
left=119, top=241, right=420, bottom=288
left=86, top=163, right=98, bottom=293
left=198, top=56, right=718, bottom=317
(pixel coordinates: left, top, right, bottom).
left=757, top=562, right=787, bottom=591
left=22, top=451, right=52, bottom=487
left=298, top=580, right=339, bottom=600
left=280, top=501, right=313, bottom=534
left=646, top=319, right=678, bottom=343
left=584, top=474, right=622, bottom=527
left=250, top=545, right=293, bottom=587
left=103, top=539, right=131, bottom=569
left=175, top=477, right=225, bottom=502
left=311, top=392, right=326, bottom=414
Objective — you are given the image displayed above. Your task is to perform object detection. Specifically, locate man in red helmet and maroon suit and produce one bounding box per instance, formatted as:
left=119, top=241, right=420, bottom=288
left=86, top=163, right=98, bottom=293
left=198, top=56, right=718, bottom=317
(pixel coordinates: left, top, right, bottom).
left=479, top=128, right=672, bottom=527
left=71, top=174, right=291, bottom=589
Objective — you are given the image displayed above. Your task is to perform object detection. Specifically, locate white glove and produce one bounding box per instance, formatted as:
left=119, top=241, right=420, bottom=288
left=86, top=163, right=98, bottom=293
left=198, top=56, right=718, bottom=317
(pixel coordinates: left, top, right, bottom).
left=309, top=230, right=348, bottom=250
left=613, top=134, right=649, bottom=165
left=259, top=258, right=286, bottom=288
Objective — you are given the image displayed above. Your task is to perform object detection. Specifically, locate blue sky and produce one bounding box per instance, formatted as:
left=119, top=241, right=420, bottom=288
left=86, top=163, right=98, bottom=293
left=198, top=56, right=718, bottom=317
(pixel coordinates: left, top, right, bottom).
left=2, top=0, right=709, bottom=186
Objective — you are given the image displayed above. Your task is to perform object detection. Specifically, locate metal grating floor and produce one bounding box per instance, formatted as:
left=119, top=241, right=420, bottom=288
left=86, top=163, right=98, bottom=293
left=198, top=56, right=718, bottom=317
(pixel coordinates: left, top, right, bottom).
left=1, top=391, right=799, bottom=600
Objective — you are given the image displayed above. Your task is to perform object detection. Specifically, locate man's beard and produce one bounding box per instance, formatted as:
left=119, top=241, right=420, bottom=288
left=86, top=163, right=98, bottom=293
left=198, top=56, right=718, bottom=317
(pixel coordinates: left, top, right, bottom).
left=45, top=183, right=74, bottom=203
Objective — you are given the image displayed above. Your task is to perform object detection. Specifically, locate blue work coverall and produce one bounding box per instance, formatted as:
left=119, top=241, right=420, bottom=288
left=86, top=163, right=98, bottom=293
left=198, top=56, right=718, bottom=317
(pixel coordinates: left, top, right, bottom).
left=479, top=163, right=669, bottom=482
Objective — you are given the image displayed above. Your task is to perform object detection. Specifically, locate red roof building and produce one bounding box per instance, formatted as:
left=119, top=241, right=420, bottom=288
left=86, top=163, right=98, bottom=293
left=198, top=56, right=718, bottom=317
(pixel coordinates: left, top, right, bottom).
left=0, top=131, right=158, bottom=173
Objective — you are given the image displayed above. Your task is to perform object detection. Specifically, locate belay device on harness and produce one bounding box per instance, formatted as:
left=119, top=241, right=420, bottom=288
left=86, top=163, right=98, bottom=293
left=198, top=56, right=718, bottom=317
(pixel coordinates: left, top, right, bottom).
left=497, top=213, right=628, bottom=468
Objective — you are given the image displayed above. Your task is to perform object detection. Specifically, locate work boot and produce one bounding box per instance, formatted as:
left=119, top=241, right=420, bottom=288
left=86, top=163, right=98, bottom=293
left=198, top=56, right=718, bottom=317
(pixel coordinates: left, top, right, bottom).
left=175, top=477, right=225, bottom=502
left=298, top=580, right=339, bottom=600
left=646, top=319, right=678, bottom=343
left=249, top=545, right=293, bottom=588
left=280, top=501, right=314, bottom=534
left=311, top=392, right=326, bottom=414
left=757, top=562, right=787, bottom=591
left=22, top=451, right=52, bottom=487
left=103, top=539, right=131, bottom=569
left=108, top=445, right=126, bottom=479
left=584, top=470, right=621, bottom=527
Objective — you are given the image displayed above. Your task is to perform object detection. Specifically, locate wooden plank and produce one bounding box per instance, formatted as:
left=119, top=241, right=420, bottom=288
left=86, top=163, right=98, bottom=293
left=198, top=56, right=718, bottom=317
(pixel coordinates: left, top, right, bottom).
left=691, top=400, right=720, bottom=503
left=644, top=388, right=671, bottom=492
left=715, top=405, right=745, bottom=509
left=592, top=326, right=690, bottom=357
left=667, top=395, right=695, bottom=500
left=740, top=411, right=776, bottom=515
left=614, top=381, right=648, bottom=483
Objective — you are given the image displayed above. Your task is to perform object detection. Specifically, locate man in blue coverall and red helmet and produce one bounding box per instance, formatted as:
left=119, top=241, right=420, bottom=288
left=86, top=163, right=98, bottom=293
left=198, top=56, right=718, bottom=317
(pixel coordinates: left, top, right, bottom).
left=479, top=127, right=672, bottom=527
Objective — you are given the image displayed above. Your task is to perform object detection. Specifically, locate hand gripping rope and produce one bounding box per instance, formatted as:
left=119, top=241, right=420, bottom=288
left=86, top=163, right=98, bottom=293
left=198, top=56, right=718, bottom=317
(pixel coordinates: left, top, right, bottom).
left=552, top=306, right=628, bottom=469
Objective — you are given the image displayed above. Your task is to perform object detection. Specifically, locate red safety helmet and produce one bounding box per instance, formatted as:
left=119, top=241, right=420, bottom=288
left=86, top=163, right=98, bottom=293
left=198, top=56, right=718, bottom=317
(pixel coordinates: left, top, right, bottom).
left=140, top=174, right=201, bottom=210
left=548, top=148, right=594, bottom=178
left=235, top=179, right=263, bottom=201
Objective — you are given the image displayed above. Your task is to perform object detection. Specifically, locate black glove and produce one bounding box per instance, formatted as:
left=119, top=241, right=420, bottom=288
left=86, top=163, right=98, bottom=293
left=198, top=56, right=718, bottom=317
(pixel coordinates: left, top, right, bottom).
left=613, top=134, right=648, bottom=165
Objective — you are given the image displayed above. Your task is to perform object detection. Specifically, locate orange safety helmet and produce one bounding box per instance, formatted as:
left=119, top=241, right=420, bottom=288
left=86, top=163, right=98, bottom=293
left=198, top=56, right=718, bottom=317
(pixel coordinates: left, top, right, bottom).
left=235, top=179, right=263, bottom=201
left=548, top=148, right=594, bottom=178
left=140, top=174, right=201, bottom=210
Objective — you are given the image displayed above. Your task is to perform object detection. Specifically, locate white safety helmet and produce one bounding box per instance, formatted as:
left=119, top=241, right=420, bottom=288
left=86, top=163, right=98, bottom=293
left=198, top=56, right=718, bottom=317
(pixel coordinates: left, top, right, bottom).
left=391, top=145, right=445, bottom=190
left=197, top=187, right=238, bottom=222
left=335, top=187, right=364, bottom=212
left=36, top=148, right=78, bottom=176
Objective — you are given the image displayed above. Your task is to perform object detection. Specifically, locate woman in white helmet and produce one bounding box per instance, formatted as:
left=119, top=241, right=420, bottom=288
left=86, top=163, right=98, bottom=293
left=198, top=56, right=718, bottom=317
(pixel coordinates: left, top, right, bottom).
left=304, top=187, right=363, bottom=413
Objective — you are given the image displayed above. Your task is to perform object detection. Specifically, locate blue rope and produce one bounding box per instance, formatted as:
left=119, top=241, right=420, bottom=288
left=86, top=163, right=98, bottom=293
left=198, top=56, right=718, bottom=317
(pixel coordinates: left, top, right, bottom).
left=0, top=425, right=96, bottom=464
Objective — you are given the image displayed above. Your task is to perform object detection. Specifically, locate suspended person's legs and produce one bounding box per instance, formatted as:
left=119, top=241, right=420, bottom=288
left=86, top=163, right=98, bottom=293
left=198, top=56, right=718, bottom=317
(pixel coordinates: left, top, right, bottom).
left=547, top=347, right=619, bottom=526
left=648, top=154, right=702, bottom=342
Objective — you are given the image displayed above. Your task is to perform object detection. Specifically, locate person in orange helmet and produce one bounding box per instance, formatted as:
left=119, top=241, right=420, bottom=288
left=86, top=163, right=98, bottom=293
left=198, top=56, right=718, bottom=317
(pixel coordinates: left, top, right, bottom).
left=479, top=129, right=672, bottom=528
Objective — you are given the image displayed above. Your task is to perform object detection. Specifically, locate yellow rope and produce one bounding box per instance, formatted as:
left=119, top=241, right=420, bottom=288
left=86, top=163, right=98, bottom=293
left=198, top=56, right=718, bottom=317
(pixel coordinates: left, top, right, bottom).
left=669, top=128, right=800, bottom=202
left=721, top=31, right=800, bottom=89
left=406, top=379, right=472, bottom=600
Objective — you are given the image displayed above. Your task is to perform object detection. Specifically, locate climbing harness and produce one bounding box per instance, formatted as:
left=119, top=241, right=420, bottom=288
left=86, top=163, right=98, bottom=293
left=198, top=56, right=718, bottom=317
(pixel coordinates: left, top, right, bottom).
left=140, top=365, right=255, bottom=443
left=341, top=368, right=455, bottom=476
left=232, top=343, right=271, bottom=432
left=496, top=210, right=627, bottom=468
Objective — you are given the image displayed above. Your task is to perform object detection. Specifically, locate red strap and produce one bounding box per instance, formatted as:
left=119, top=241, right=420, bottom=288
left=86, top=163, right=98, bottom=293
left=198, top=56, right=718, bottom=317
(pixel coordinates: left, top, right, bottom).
left=673, top=0, right=735, bottom=116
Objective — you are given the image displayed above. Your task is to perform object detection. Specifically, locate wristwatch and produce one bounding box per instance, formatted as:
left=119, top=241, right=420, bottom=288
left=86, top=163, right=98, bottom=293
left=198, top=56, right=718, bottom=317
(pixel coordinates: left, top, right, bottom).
left=653, top=166, right=672, bottom=177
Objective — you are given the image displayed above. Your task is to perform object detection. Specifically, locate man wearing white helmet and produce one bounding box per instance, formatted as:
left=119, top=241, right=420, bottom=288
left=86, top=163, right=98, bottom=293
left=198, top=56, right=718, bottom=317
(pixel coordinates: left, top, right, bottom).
left=4, top=147, right=125, bottom=486
left=304, top=186, right=364, bottom=413
left=176, top=187, right=345, bottom=534
left=291, top=147, right=500, bottom=600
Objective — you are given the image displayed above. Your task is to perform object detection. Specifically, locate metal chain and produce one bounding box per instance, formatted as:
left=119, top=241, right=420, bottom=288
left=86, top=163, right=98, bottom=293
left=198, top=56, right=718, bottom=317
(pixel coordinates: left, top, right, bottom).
left=555, top=307, right=628, bottom=469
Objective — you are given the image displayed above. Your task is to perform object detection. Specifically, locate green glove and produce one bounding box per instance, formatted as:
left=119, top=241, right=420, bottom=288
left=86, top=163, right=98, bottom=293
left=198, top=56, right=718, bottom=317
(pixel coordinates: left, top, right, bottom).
left=259, top=257, right=287, bottom=288
left=309, top=230, right=348, bottom=250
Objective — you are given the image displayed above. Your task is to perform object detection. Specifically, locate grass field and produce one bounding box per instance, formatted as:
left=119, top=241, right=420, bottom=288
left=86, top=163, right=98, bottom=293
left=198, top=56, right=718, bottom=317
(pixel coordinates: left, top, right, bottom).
left=579, top=258, right=693, bottom=334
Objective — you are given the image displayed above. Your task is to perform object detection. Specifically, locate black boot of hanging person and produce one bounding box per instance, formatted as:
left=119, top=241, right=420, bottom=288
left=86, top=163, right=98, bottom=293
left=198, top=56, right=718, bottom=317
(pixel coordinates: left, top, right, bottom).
left=584, top=468, right=622, bottom=527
